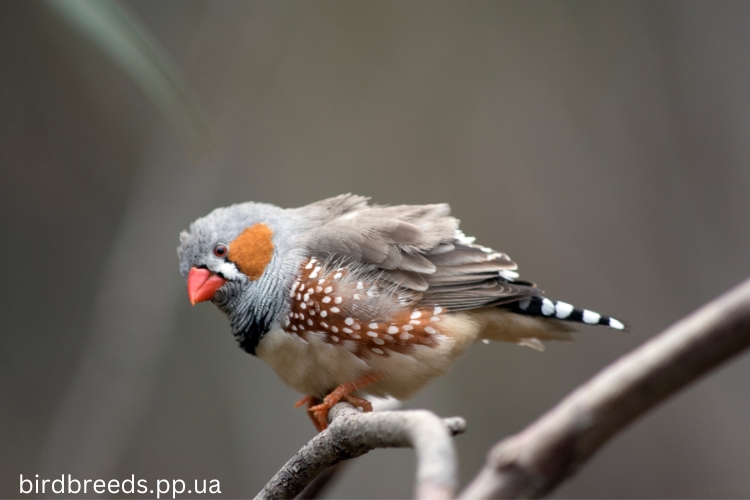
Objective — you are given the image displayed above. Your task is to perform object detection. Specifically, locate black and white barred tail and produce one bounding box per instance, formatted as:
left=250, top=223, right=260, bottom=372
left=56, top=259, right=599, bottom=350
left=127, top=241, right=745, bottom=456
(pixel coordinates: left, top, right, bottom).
left=507, top=296, right=625, bottom=330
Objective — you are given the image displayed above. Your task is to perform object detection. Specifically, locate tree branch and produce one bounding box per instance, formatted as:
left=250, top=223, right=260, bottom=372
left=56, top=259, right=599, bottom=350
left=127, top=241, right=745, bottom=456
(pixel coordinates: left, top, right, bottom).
left=256, top=404, right=466, bottom=500
left=460, top=276, right=750, bottom=499
left=294, top=461, right=346, bottom=499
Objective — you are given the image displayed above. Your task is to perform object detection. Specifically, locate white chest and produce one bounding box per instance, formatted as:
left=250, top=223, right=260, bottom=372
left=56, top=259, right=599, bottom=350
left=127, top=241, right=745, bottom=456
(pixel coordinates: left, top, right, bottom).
left=255, top=328, right=371, bottom=398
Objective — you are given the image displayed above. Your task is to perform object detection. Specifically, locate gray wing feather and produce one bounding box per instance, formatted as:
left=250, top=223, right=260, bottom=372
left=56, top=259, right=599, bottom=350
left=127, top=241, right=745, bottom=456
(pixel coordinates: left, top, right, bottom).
left=425, top=273, right=501, bottom=285
left=300, top=194, right=456, bottom=272
left=425, top=243, right=455, bottom=255
left=298, top=194, right=538, bottom=308
left=380, top=269, right=429, bottom=291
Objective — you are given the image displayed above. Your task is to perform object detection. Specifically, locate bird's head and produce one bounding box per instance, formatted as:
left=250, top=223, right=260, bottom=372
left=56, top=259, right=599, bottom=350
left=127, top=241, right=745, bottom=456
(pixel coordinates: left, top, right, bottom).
left=177, top=201, right=308, bottom=353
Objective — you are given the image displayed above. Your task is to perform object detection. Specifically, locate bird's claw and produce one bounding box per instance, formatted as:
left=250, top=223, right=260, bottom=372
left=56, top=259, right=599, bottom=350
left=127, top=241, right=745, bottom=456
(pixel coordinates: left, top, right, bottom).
left=308, top=394, right=373, bottom=430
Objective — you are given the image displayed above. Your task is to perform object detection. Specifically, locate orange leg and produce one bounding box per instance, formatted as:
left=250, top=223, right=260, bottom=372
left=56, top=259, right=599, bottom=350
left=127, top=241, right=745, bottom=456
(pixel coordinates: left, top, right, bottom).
left=308, top=373, right=380, bottom=430
left=294, top=395, right=318, bottom=408
left=295, top=395, right=326, bottom=432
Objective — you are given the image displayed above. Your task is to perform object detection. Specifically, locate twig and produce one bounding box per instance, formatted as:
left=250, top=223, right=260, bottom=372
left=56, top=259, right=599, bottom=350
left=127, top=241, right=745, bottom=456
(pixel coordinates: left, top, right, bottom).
left=256, top=404, right=467, bottom=500
left=460, top=276, right=750, bottom=499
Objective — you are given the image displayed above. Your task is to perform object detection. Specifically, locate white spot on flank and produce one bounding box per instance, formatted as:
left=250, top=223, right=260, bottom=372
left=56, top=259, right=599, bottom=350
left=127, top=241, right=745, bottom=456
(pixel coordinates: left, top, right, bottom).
left=353, top=294, right=361, bottom=300
left=284, top=317, right=290, bottom=326
left=321, top=322, right=329, bottom=328
left=345, top=317, right=354, bottom=325
left=373, top=338, right=385, bottom=345
left=320, top=310, right=328, bottom=318
left=296, top=293, right=301, bottom=300
left=300, top=302, right=306, bottom=309
left=399, top=333, right=412, bottom=340
left=583, top=310, right=601, bottom=324
left=500, top=270, right=520, bottom=280
left=316, top=286, right=322, bottom=293
left=322, top=296, right=331, bottom=303
left=371, top=347, right=385, bottom=355
left=331, top=336, right=339, bottom=342
left=309, top=310, right=315, bottom=316
left=307, top=319, right=313, bottom=326
left=324, top=286, right=333, bottom=294
left=383, top=334, right=394, bottom=342
left=351, top=333, right=361, bottom=339
left=367, top=331, right=378, bottom=338
left=307, top=287, right=314, bottom=293
left=318, top=278, right=325, bottom=284
left=518, top=298, right=531, bottom=310
left=353, top=323, right=361, bottom=330
left=369, top=323, right=379, bottom=329
left=609, top=318, right=625, bottom=330
left=454, top=230, right=476, bottom=244
left=433, top=306, right=442, bottom=315
left=334, top=296, right=343, bottom=304
left=402, top=324, right=414, bottom=331
left=387, top=326, right=399, bottom=334
left=430, top=317, right=440, bottom=322
left=331, top=326, right=338, bottom=333
left=305, top=261, right=313, bottom=269
left=482, top=339, right=490, bottom=344
left=541, top=298, right=555, bottom=316
left=291, top=325, right=297, bottom=331
left=343, top=327, right=353, bottom=334
left=411, top=311, right=422, bottom=319
left=331, top=307, right=340, bottom=313
left=410, top=320, right=421, bottom=325
left=425, top=326, right=437, bottom=334
left=303, top=293, right=310, bottom=301
left=334, top=272, right=342, bottom=280
left=357, top=282, right=364, bottom=289
left=554, top=301, right=574, bottom=319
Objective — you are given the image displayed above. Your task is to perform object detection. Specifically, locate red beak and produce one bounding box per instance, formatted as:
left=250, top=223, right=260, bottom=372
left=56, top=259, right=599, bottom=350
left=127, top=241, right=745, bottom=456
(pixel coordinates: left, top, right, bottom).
left=187, top=267, right=227, bottom=305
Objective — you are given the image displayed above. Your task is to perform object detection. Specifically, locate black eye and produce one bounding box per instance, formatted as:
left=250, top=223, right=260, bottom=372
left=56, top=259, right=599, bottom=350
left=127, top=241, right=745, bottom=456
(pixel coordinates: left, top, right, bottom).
left=213, top=244, right=228, bottom=258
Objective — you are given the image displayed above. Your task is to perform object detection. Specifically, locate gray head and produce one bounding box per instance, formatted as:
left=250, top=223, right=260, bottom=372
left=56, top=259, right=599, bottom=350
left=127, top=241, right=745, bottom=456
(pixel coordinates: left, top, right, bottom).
left=178, top=201, right=309, bottom=354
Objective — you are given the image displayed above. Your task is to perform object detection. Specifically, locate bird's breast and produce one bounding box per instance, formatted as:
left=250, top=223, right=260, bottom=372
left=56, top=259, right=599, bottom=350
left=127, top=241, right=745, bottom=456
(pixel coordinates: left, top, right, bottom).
left=254, top=256, right=486, bottom=399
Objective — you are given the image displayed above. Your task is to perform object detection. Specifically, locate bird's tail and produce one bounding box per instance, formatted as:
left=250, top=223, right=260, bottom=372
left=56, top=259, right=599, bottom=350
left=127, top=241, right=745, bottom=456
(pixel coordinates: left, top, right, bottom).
left=506, top=296, right=626, bottom=330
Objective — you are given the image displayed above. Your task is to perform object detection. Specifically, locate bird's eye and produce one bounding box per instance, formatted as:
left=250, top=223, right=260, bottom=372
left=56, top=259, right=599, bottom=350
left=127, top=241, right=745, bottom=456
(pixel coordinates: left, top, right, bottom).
left=213, top=244, right=228, bottom=258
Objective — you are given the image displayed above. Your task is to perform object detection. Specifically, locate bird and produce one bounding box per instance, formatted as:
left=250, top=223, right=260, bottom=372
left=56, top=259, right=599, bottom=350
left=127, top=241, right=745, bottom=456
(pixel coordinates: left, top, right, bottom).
left=178, top=194, right=624, bottom=430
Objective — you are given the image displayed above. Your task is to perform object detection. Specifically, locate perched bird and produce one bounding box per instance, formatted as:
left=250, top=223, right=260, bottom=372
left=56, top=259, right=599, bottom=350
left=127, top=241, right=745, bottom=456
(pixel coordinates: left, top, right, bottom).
left=178, top=195, right=623, bottom=430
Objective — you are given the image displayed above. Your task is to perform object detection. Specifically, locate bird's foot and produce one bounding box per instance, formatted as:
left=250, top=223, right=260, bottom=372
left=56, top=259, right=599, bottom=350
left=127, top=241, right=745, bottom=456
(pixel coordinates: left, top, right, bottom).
left=308, top=393, right=374, bottom=431
left=295, top=395, right=326, bottom=431
left=294, top=395, right=319, bottom=409
left=306, top=373, right=380, bottom=431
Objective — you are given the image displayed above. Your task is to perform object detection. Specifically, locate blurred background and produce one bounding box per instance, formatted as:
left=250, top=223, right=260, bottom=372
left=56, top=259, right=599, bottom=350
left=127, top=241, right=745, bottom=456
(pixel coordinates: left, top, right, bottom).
left=3, top=1, right=750, bottom=498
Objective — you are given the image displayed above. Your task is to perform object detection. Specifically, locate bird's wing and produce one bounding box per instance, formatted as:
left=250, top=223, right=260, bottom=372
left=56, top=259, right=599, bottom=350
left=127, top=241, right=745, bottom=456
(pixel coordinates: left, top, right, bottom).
left=297, top=194, right=539, bottom=311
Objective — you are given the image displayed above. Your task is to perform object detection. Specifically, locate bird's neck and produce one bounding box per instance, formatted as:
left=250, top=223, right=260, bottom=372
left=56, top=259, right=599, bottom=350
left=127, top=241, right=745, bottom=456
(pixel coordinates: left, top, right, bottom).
left=232, top=319, right=269, bottom=356
left=217, top=279, right=286, bottom=356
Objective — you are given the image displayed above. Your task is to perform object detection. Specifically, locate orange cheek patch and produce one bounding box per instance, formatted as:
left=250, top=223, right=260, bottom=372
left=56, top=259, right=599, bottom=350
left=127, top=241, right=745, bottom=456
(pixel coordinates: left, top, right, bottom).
left=228, top=223, right=275, bottom=280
